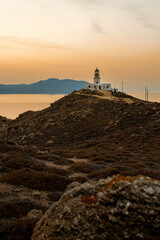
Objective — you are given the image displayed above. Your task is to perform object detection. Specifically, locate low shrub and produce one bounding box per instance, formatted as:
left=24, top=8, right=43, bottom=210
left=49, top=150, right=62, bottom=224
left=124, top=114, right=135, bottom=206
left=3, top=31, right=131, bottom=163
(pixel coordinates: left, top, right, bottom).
left=0, top=168, right=71, bottom=191
left=47, top=157, right=74, bottom=166
left=88, top=167, right=119, bottom=180
left=1, top=155, right=71, bottom=177
left=69, top=176, right=87, bottom=184
left=69, top=162, right=96, bottom=173
left=0, top=200, right=46, bottom=219
left=46, top=167, right=70, bottom=177
left=47, top=191, right=62, bottom=202
left=0, top=141, right=18, bottom=153
left=121, top=169, right=160, bottom=180
left=0, top=218, right=37, bottom=240
left=1, top=155, right=44, bottom=171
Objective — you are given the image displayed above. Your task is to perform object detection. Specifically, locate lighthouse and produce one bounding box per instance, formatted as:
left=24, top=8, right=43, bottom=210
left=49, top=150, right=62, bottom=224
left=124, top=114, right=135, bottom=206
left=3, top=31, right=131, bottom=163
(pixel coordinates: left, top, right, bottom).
left=85, top=68, right=117, bottom=91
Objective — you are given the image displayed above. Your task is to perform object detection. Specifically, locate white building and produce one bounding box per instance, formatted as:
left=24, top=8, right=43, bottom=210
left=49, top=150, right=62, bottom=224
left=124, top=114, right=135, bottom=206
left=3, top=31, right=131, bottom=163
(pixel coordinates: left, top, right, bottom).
left=85, top=68, right=117, bottom=92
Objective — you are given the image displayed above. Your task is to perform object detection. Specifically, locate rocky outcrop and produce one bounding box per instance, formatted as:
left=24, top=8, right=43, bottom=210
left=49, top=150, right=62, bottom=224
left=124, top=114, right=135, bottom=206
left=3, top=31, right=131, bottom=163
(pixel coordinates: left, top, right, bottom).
left=32, top=175, right=160, bottom=240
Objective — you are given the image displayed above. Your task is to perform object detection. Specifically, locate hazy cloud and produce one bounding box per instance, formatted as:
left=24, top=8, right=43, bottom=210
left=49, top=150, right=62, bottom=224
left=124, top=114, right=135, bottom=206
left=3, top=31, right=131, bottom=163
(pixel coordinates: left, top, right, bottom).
left=125, top=4, right=160, bottom=33
left=28, top=0, right=50, bottom=8
left=73, top=0, right=160, bottom=33
left=68, top=0, right=104, bottom=9
left=92, top=21, right=104, bottom=34
left=0, top=36, right=69, bottom=50
left=0, top=36, right=17, bottom=39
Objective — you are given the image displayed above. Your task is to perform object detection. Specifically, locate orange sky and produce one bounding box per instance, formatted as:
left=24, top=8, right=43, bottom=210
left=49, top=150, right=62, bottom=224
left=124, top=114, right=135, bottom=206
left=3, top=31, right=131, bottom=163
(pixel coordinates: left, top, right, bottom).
left=1, top=0, right=160, bottom=91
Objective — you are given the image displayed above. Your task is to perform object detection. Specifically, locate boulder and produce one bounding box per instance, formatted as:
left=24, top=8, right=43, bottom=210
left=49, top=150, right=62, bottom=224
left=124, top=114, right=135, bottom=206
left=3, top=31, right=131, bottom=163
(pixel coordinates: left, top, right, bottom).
left=32, top=175, right=160, bottom=240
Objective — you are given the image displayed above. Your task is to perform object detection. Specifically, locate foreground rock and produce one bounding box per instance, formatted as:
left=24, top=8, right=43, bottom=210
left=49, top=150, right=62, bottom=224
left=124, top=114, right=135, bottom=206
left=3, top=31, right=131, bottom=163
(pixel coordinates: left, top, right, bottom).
left=32, top=175, right=160, bottom=240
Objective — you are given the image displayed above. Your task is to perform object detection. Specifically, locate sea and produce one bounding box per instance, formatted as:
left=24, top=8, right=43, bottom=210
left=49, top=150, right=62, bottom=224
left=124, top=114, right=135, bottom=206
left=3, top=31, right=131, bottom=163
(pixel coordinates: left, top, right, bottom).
left=0, top=94, right=65, bottom=119
left=0, top=92, right=160, bottom=119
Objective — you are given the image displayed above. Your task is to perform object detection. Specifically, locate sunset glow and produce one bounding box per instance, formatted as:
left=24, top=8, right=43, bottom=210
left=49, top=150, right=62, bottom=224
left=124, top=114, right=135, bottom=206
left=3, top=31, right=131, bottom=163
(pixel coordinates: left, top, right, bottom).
left=1, top=0, right=160, bottom=91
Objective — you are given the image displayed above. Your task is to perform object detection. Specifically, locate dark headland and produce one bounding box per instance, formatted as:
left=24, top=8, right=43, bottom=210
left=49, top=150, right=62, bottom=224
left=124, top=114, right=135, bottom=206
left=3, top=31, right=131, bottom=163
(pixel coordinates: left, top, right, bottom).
left=0, top=89, right=160, bottom=240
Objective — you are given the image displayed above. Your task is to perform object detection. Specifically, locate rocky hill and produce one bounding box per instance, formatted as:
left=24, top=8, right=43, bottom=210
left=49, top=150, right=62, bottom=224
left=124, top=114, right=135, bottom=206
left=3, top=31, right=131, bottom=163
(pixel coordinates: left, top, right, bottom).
left=0, top=89, right=160, bottom=239
left=1, top=89, right=160, bottom=179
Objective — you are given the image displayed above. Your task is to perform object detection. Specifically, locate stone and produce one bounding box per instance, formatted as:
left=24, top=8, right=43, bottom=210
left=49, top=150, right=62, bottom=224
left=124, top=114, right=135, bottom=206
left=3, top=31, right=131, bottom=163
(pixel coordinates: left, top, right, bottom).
left=66, top=181, right=81, bottom=191
left=32, top=191, right=41, bottom=197
left=143, top=186, right=155, bottom=195
left=31, top=175, right=160, bottom=240
left=27, top=209, right=43, bottom=220
left=14, top=189, right=22, bottom=192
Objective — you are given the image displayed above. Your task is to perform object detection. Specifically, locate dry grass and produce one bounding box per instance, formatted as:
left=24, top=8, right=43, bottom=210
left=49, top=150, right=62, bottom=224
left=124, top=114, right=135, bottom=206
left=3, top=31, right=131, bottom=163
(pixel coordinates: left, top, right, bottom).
left=0, top=218, right=37, bottom=240
left=0, top=200, right=46, bottom=219
left=47, top=191, right=62, bottom=202
left=1, top=154, right=70, bottom=177
left=0, top=168, right=71, bottom=191
left=88, top=167, right=120, bottom=180
left=69, top=176, right=87, bottom=184
left=1, top=154, right=44, bottom=171
left=0, top=141, right=18, bottom=153
left=80, top=89, right=104, bottom=96
left=69, top=162, right=95, bottom=173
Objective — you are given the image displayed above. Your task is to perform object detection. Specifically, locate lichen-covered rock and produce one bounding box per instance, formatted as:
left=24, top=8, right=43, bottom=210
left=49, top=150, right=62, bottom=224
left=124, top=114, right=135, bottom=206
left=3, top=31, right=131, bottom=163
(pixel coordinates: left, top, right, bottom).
left=32, top=175, right=160, bottom=240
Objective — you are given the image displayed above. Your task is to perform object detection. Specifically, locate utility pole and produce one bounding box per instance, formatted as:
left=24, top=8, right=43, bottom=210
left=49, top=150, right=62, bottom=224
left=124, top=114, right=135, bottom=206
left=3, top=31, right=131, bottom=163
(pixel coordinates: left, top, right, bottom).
left=145, top=87, right=149, bottom=102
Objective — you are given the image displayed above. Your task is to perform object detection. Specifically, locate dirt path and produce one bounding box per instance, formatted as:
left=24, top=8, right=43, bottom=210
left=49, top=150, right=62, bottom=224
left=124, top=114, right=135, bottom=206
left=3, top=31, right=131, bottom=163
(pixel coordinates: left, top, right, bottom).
left=35, top=155, right=90, bottom=178
left=76, top=91, right=134, bottom=104
left=35, top=159, right=71, bottom=170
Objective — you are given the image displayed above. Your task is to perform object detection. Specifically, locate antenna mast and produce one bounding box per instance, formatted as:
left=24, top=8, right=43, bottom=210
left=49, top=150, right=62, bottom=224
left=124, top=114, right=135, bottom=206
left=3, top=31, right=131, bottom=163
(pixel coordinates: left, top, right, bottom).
left=145, top=87, right=149, bottom=102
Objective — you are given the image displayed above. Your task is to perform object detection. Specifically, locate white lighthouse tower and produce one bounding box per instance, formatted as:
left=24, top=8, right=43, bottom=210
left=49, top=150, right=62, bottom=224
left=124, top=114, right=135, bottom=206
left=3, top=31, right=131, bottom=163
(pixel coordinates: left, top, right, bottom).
left=94, top=68, right=100, bottom=85
left=85, top=68, right=115, bottom=91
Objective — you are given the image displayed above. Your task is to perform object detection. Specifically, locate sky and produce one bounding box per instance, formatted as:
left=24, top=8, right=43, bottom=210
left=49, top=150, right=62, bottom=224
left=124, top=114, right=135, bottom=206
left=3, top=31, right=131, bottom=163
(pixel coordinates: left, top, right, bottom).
left=0, top=0, right=160, bottom=91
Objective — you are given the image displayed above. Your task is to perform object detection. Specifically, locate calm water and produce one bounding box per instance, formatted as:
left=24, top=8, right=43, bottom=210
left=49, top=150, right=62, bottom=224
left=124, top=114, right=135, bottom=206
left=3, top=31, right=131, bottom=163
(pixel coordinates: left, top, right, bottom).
left=0, top=94, right=64, bottom=119
left=0, top=92, right=160, bottom=119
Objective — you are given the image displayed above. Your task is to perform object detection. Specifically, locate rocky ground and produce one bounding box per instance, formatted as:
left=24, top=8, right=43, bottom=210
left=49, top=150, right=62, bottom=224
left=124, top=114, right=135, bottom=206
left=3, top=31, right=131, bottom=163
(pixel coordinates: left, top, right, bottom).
left=0, top=89, right=160, bottom=239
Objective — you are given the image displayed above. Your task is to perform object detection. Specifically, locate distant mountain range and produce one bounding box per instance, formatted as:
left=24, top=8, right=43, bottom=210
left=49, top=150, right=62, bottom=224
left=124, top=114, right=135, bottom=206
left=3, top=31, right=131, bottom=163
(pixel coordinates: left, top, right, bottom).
left=0, top=78, right=89, bottom=94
